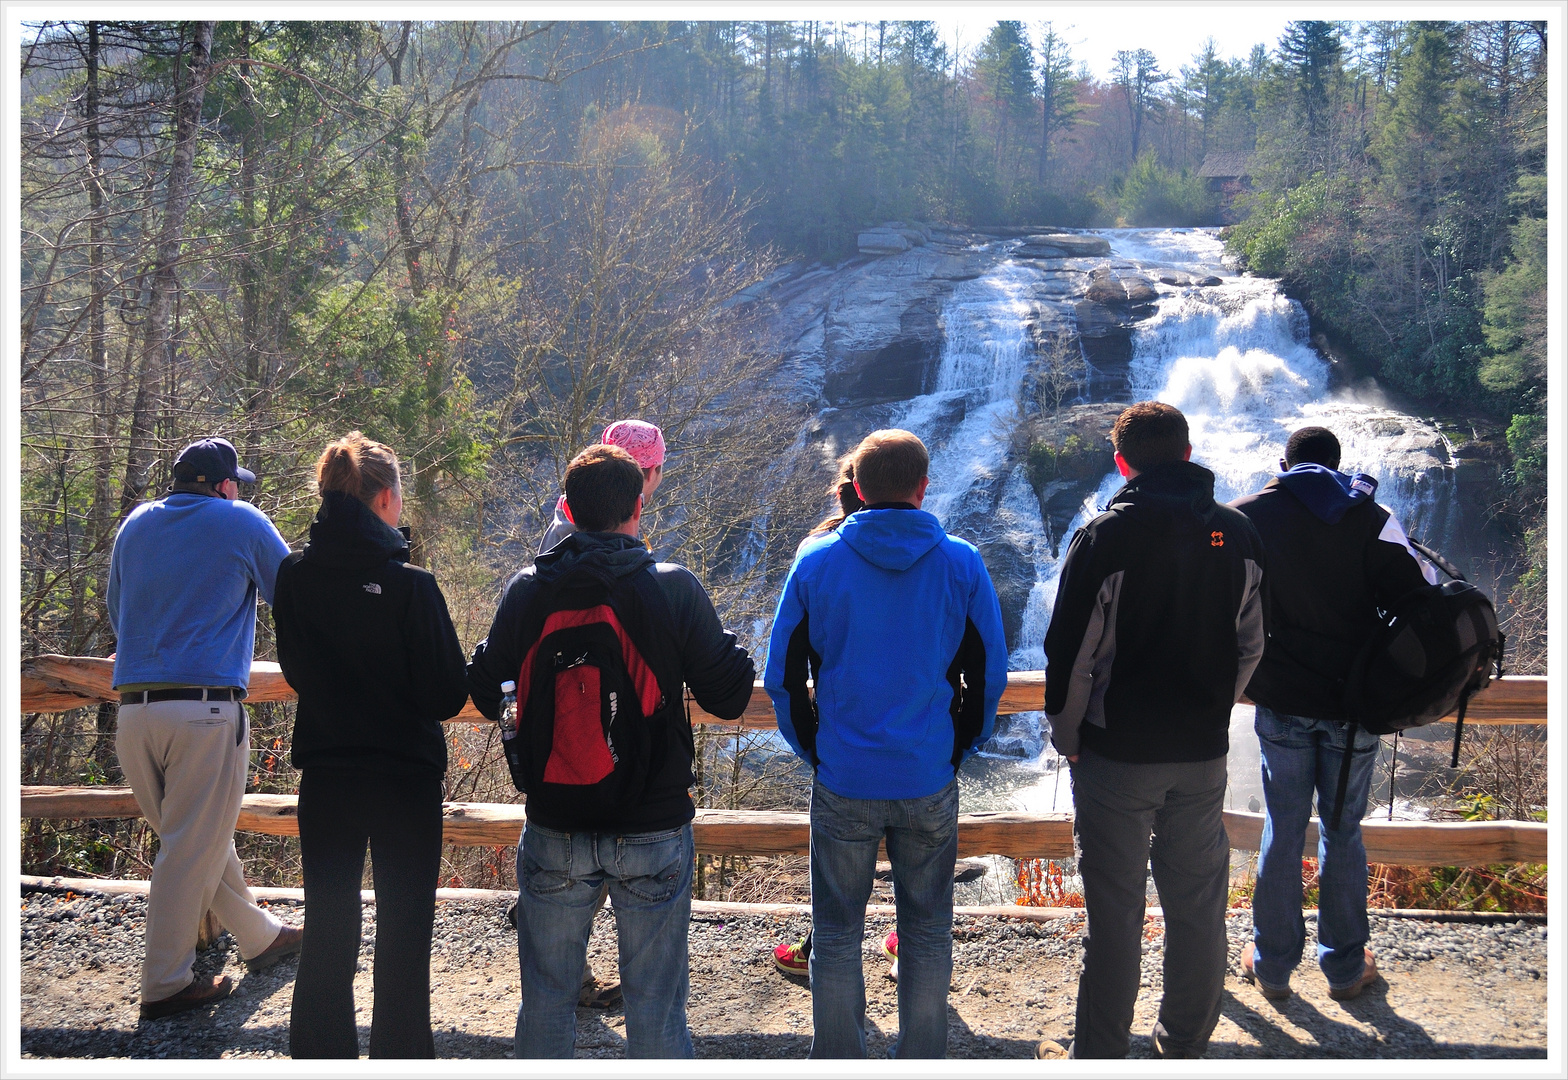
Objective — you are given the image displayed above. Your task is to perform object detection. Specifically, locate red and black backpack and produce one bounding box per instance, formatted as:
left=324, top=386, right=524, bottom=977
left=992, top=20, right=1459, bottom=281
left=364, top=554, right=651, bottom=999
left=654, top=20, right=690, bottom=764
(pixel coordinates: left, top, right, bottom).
left=501, top=561, right=687, bottom=824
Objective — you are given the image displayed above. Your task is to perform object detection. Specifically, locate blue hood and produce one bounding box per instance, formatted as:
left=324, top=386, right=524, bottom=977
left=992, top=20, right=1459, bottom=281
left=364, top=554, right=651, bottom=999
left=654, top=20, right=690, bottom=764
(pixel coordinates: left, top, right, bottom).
left=1276, top=463, right=1378, bottom=524
left=836, top=507, right=948, bottom=571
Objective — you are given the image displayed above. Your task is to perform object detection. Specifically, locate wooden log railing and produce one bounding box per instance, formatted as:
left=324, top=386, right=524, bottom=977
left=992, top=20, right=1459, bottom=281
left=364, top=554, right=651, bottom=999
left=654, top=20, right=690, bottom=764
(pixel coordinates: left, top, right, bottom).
left=19, top=785, right=1549, bottom=868
left=20, top=657, right=1548, bottom=870
left=19, top=655, right=1550, bottom=728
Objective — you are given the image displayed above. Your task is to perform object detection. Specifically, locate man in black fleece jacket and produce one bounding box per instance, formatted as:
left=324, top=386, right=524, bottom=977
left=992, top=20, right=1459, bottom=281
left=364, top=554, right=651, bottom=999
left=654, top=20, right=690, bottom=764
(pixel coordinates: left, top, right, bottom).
left=1043, top=403, right=1265, bottom=1059
left=468, top=444, right=754, bottom=1059
left=1229, top=426, right=1433, bottom=1005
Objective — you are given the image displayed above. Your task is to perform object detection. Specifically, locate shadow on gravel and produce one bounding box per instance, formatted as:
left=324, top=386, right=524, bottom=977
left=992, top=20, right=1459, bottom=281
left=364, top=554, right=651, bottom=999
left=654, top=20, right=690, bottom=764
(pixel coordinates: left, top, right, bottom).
left=431, top=1029, right=515, bottom=1058
left=1213, top=988, right=1546, bottom=1058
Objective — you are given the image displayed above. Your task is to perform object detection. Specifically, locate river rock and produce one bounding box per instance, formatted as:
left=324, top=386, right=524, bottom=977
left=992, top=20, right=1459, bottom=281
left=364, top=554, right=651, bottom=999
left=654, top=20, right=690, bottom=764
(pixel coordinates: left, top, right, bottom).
left=1019, top=402, right=1124, bottom=550
left=880, top=220, right=931, bottom=246
left=1085, top=266, right=1158, bottom=306
left=1015, top=233, right=1111, bottom=258
left=1153, top=270, right=1222, bottom=288
left=858, top=228, right=910, bottom=255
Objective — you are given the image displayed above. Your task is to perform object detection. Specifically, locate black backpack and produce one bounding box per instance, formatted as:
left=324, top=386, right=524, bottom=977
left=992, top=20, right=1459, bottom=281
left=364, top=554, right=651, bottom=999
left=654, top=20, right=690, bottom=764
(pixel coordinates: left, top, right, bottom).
left=1327, top=541, right=1505, bottom=828
left=501, top=561, right=685, bottom=825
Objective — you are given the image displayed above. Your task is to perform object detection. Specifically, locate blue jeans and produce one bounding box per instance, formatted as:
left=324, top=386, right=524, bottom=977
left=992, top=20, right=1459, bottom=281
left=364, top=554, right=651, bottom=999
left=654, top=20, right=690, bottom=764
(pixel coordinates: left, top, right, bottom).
left=1252, top=705, right=1380, bottom=991
left=808, top=777, right=958, bottom=1059
left=514, top=822, right=694, bottom=1059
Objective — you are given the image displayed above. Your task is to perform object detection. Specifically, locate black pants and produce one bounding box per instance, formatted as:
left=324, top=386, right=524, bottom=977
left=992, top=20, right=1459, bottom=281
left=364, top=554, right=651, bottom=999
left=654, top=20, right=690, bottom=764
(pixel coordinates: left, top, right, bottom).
left=290, top=767, right=443, bottom=1059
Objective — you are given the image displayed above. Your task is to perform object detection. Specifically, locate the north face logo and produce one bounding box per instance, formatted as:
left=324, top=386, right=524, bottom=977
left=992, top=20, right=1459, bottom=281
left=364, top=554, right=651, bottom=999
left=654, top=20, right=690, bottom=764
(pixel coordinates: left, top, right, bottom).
left=362, top=583, right=382, bottom=594
left=1210, top=531, right=1224, bottom=547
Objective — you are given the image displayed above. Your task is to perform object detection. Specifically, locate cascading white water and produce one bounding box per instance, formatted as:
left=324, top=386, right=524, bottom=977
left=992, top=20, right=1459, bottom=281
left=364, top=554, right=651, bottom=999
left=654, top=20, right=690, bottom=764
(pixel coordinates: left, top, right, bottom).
left=893, top=228, right=1459, bottom=820
left=897, top=255, right=1041, bottom=527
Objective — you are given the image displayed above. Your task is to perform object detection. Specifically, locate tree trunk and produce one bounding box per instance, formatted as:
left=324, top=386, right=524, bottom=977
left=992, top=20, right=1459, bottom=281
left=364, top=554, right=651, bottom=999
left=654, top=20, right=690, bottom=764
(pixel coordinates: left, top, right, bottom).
left=239, top=22, right=264, bottom=469
left=119, top=21, right=217, bottom=516
left=86, top=22, right=114, bottom=546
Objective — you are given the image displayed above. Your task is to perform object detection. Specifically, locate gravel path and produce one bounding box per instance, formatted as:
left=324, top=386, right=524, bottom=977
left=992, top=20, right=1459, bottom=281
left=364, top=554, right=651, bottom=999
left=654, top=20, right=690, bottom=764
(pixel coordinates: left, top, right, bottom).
left=19, top=885, right=1547, bottom=1059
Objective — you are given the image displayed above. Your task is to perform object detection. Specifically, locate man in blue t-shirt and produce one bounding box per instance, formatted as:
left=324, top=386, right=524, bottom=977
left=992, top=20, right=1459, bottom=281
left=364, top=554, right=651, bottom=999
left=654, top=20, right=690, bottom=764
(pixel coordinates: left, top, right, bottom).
left=765, top=429, right=1007, bottom=1059
left=108, top=437, right=302, bottom=1019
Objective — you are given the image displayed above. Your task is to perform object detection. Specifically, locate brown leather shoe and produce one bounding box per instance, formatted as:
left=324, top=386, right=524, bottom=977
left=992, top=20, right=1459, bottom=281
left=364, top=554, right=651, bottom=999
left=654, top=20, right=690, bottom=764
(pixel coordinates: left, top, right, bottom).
left=1239, top=942, right=1292, bottom=1001
left=244, top=924, right=304, bottom=972
left=1328, top=949, right=1379, bottom=1001
left=1034, top=1039, right=1069, bottom=1059
left=139, top=975, right=233, bottom=1020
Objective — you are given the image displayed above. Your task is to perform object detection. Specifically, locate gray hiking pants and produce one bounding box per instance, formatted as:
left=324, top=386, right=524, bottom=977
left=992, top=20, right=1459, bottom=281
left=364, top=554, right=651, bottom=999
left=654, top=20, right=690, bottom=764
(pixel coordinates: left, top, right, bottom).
left=1070, top=749, right=1229, bottom=1058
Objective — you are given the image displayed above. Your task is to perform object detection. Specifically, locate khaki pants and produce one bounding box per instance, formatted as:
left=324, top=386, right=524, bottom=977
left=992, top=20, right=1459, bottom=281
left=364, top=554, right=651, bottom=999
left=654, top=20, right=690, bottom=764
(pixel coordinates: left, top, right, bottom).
left=116, top=698, right=284, bottom=1002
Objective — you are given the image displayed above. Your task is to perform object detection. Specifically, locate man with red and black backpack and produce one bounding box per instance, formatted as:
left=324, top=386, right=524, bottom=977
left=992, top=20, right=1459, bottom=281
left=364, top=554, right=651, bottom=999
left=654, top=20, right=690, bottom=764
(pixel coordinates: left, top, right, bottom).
left=468, top=443, right=754, bottom=1059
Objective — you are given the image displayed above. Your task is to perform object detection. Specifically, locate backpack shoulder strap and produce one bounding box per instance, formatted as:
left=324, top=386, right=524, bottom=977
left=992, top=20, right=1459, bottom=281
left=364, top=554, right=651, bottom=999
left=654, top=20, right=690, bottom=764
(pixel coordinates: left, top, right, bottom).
left=613, top=567, right=686, bottom=714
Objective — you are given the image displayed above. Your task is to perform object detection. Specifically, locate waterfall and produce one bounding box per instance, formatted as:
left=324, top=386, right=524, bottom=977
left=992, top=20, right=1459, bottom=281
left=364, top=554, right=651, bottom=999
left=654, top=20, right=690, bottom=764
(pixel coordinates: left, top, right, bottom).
left=878, top=229, right=1459, bottom=818
left=897, top=255, right=1040, bottom=527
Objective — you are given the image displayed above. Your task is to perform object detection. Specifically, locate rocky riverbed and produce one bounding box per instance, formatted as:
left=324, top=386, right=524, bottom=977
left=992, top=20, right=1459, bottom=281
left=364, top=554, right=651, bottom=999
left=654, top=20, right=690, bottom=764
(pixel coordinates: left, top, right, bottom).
left=19, top=885, right=1546, bottom=1059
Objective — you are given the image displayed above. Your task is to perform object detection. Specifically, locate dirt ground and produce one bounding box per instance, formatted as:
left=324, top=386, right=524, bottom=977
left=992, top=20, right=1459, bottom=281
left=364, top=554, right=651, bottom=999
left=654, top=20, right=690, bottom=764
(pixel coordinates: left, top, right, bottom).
left=18, top=883, right=1547, bottom=1060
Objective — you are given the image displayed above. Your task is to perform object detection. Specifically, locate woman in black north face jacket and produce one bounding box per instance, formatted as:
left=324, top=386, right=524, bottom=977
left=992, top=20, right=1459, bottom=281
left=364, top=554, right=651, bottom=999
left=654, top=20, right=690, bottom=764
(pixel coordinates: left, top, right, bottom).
left=272, top=432, right=468, bottom=1060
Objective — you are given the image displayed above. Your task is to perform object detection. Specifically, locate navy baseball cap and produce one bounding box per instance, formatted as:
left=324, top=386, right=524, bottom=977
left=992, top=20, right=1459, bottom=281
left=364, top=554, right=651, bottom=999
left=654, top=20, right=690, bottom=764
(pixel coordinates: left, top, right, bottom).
left=172, top=437, right=257, bottom=484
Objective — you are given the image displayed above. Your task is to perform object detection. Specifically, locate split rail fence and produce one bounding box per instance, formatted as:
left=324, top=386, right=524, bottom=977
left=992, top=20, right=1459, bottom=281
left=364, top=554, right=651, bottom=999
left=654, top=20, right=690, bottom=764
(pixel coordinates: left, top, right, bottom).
left=20, top=656, right=1550, bottom=868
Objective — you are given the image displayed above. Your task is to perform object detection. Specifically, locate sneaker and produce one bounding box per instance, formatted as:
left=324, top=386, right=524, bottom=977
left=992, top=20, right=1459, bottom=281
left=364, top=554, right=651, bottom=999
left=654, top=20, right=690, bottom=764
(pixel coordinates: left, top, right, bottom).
left=139, top=974, right=233, bottom=1020
left=773, top=933, right=811, bottom=977
left=1239, top=942, right=1292, bottom=1001
left=1150, top=1021, right=1200, bottom=1059
left=1328, top=949, right=1379, bottom=1001
left=883, top=931, right=898, bottom=982
left=578, top=975, right=623, bottom=1009
left=244, top=924, right=304, bottom=972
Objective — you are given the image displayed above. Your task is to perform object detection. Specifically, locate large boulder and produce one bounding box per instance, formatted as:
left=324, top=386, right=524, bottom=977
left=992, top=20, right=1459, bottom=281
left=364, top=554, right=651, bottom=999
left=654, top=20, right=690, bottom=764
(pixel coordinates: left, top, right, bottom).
left=858, top=228, right=911, bottom=255
left=1019, top=402, right=1125, bottom=550
left=880, top=220, right=931, bottom=246
left=1085, top=266, right=1158, bottom=306
left=1015, top=233, right=1112, bottom=259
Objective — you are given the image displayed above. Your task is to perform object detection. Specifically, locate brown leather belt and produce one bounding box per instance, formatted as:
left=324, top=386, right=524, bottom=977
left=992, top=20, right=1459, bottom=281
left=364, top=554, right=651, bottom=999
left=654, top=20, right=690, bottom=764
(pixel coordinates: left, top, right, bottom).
left=120, top=687, right=241, bottom=705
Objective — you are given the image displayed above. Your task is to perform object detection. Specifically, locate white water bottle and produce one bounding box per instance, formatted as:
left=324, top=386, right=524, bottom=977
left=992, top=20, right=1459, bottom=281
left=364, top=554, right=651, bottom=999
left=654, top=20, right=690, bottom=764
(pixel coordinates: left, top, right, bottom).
left=498, top=680, right=518, bottom=740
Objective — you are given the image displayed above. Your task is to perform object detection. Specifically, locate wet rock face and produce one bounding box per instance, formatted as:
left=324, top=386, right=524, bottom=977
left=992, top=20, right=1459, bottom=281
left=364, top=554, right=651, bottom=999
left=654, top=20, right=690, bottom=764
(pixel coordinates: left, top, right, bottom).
left=1020, top=403, right=1125, bottom=552
left=1085, top=266, right=1158, bottom=306
left=822, top=295, right=943, bottom=407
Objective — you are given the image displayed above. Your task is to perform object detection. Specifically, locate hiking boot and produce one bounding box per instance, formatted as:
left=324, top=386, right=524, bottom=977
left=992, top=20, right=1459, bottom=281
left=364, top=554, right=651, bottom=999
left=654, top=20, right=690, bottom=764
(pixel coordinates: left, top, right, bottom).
left=1328, top=949, right=1379, bottom=1001
left=139, top=975, right=233, bottom=1020
left=245, top=924, right=304, bottom=972
left=773, top=933, right=811, bottom=977
left=883, top=931, right=898, bottom=982
left=1239, top=942, right=1292, bottom=1001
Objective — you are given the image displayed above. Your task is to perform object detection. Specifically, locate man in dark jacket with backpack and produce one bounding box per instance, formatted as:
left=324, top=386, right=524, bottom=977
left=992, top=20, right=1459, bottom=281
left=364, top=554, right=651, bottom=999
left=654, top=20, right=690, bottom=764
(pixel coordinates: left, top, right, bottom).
left=468, top=443, right=755, bottom=1059
left=1044, top=402, right=1265, bottom=1059
left=1230, top=426, right=1435, bottom=1005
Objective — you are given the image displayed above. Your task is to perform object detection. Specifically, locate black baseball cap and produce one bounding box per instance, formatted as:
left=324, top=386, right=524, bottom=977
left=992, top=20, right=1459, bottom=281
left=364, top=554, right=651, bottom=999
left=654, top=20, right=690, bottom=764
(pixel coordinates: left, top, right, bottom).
left=172, top=437, right=257, bottom=484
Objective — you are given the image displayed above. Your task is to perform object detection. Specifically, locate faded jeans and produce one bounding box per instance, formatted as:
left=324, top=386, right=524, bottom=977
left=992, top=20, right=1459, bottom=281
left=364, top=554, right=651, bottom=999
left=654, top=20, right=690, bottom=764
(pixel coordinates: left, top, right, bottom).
left=513, top=822, right=694, bottom=1059
left=1251, top=705, right=1380, bottom=991
left=808, top=777, right=958, bottom=1059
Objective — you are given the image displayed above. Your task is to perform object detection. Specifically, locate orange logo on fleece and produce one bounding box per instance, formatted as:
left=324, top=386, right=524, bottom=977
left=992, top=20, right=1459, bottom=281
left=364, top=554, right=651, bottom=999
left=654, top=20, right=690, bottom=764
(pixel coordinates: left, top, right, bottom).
left=1211, top=531, right=1225, bottom=547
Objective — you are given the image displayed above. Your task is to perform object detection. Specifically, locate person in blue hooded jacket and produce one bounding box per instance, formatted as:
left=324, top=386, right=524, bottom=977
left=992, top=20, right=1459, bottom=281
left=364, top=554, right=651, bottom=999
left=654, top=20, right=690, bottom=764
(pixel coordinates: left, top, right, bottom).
left=764, top=429, right=1006, bottom=1059
left=1229, top=426, right=1436, bottom=1007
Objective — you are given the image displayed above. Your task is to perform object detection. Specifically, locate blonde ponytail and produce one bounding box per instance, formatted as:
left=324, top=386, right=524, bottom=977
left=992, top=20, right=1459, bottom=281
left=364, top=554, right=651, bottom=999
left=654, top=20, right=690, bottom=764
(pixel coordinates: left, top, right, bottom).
left=315, top=431, right=400, bottom=506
